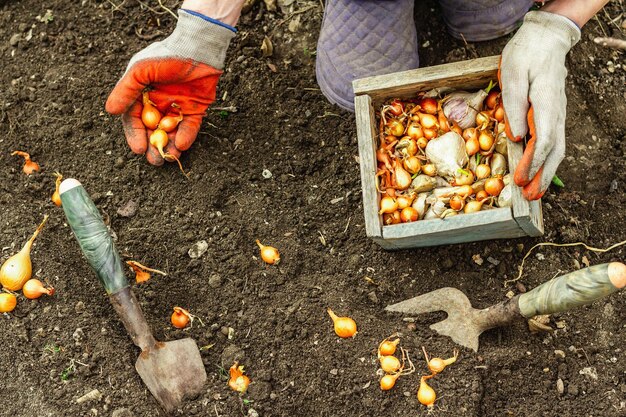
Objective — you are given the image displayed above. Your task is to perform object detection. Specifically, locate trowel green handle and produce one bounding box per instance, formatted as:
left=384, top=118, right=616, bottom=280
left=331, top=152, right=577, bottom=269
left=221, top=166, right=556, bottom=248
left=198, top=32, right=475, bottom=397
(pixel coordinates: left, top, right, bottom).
left=518, top=262, right=626, bottom=318
left=60, top=179, right=128, bottom=295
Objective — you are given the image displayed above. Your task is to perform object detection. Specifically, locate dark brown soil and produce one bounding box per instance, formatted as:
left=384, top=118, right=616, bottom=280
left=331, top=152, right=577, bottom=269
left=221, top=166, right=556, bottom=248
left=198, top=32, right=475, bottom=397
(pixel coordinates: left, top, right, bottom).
left=1, top=1, right=625, bottom=416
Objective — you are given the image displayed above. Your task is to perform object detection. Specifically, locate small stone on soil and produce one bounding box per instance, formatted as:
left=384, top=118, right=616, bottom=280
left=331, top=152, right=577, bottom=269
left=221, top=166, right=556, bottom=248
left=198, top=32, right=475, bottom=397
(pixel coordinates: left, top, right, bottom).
left=111, top=408, right=134, bottom=417
left=76, top=389, right=102, bottom=404
left=10, top=33, right=21, bottom=46
left=208, top=273, right=223, bottom=288
left=188, top=240, right=208, bottom=259
left=556, top=378, right=564, bottom=395
left=367, top=291, right=379, bottom=304
left=554, top=350, right=566, bottom=359
left=116, top=200, right=138, bottom=218
left=220, top=344, right=245, bottom=368
left=329, top=368, right=338, bottom=375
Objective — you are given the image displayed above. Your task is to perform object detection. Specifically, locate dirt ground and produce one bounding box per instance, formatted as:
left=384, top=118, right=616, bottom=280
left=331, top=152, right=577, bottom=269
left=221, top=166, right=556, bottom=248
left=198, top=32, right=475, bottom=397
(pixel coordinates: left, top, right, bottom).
left=1, top=0, right=625, bottom=416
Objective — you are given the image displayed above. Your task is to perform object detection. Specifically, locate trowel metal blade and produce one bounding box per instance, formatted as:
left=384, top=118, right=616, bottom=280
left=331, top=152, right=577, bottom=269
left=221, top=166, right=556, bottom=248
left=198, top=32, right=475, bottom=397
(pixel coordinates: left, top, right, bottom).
left=135, top=338, right=207, bottom=413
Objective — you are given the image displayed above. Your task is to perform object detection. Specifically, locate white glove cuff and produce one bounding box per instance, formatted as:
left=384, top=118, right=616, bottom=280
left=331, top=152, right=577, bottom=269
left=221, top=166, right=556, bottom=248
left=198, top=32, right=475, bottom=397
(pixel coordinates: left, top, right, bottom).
left=523, top=11, right=581, bottom=50
left=163, top=10, right=236, bottom=70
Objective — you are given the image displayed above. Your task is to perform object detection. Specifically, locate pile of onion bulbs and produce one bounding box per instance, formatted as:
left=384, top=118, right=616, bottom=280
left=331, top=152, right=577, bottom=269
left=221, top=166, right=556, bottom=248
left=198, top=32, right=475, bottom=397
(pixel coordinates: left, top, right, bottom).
left=376, top=83, right=513, bottom=225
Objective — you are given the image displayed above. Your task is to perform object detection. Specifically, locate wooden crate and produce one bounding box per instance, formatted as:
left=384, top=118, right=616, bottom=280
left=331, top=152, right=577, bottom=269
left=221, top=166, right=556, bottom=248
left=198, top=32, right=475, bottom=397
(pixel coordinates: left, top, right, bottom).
left=353, top=56, right=543, bottom=249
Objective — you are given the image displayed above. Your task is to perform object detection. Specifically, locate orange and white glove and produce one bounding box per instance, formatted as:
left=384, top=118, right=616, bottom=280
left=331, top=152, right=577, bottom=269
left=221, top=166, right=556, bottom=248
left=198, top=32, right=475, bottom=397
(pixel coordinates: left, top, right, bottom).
left=499, top=11, right=580, bottom=200
left=105, top=9, right=236, bottom=165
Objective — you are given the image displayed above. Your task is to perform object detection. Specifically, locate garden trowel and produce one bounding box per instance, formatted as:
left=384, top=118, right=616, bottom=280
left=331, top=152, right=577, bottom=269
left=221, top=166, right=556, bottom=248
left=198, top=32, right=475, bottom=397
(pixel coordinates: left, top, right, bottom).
left=385, top=263, right=625, bottom=352
left=60, top=179, right=206, bottom=413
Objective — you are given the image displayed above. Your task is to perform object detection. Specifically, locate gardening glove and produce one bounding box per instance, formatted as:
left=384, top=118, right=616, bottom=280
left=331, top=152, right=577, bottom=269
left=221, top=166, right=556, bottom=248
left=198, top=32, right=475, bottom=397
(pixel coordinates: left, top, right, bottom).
left=498, top=11, right=580, bottom=200
left=106, top=9, right=236, bottom=165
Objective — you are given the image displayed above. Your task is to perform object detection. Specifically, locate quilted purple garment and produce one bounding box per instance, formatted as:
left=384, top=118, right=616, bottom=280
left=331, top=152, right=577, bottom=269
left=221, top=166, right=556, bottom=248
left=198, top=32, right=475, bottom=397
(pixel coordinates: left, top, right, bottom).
left=316, top=0, right=534, bottom=112
left=316, top=0, right=419, bottom=112
left=441, top=0, right=534, bottom=41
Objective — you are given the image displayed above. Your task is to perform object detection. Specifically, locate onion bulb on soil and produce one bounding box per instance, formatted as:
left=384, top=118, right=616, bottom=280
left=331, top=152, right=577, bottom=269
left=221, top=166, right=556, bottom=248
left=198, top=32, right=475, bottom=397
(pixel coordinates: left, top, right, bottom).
left=22, top=279, right=54, bottom=299
left=380, top=373, right=401, bottom=391
left=0, top=293, right=17, bottom=313
left=378, top=336, right=400, bottom=357
left=171, top=306, right=193, bottom=329
left=126, top=260, right=167, bottom=284
left=141, top=92, right=161, bottom=130
left=256, top=240, right=280, bottom=265
left=417, top=375, right=436, bottom=407
left=0, top=215, right=48, bottom=291
left=229, top=362, right=251, bottom=393
left=51, top=172, right=63, bottom=206
left=423, top=346, right=459, bottom=375
left=379, top=355, right=401, bottom=374
left=11, top=151, right=40, bottom=175
left=327, top=308, right=357, bottom=338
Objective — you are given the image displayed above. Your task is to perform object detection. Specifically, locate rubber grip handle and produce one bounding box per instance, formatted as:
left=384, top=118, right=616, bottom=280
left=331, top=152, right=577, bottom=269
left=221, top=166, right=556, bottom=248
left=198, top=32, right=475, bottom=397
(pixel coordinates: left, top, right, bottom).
left=518, top=263, right=620, bottom=318
left=60, top=179, right=129, bottom=295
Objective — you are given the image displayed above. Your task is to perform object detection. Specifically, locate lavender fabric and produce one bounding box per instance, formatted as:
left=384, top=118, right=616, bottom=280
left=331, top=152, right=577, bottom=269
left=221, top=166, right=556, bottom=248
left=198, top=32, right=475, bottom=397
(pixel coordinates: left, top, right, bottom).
left=316, top=0, right=419, bottom=111
left=316, top=0, right=534, bottom=112
left=440, top=0, right=534, bottom=41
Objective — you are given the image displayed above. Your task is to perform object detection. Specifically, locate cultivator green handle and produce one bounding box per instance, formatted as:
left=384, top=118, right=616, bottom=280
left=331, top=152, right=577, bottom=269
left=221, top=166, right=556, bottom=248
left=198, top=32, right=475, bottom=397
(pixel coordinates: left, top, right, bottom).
left=60, top=179, right=129, bottom=294
left=518, top=262, right=626, bottom=318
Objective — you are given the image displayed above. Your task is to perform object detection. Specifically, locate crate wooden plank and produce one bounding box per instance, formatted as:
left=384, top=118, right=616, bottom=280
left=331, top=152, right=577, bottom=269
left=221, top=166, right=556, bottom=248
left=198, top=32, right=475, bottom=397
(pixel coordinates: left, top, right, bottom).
left=355, top=94, right=383, bottom=239
left=353, top=56, right=500, bottom=105
left=381, top=208, right=526, bottom=249
left=507, top=140, right=544, bottom=237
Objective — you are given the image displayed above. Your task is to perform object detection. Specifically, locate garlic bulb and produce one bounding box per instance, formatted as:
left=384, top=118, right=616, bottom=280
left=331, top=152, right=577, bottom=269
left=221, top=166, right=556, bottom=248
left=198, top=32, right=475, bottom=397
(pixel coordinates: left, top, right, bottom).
left=498, top=184, right=512, bottom=207
left=412, top=192, right=430, bottom=219
left=490, top=153, right=508, bottom=177
left=442, top=90, right=488, bottom=129
left=423, top=200, right=446, bottom=220
left=410, top=175, right=438, bottom=193
left=425, top=132, right=468, bottom=180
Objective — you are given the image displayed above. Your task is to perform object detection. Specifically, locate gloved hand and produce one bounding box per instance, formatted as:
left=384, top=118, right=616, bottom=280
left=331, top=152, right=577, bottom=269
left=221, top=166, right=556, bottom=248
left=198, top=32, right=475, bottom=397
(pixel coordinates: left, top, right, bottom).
left=498, top=11, right=580, bottom=200
left=106, top=10, right=236, bottom=165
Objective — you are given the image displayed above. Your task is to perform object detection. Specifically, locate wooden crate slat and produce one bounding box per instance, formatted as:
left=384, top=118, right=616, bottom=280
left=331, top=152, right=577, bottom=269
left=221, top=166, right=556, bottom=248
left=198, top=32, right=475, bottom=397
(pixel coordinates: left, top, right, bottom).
left=508, top=140, right=544, bottom=236
left=353, top=56, right=501, bottom=103
left=355, top=94, right=383, bottom=239
left=383, top=207, right=513, bottom=238
left=381, top=210, right=526, bottom=249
